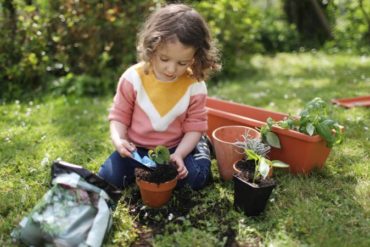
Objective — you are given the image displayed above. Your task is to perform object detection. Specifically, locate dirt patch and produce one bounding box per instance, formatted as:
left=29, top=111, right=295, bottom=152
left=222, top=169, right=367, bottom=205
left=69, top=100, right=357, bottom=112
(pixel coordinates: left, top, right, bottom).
left=126, top=168, right=247, bottom=246
left=123, top=186, right=199, bottom=246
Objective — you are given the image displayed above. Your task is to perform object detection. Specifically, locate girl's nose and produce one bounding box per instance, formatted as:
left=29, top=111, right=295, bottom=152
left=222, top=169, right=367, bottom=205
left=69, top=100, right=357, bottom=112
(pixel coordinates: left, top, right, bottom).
left=166, top=63, right=176, bottom=74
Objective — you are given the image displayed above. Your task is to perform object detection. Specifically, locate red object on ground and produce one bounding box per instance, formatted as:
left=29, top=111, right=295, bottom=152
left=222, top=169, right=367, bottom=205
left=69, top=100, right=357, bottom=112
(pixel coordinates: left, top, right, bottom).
left=331, top=95, right=370, bottom=108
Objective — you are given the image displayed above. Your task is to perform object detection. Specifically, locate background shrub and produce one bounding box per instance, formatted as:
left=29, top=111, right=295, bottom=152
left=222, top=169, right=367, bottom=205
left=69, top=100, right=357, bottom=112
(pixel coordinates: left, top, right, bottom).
left=0, top=0, right=369, bottom=100
left=0, top=0, right=158, bottom=99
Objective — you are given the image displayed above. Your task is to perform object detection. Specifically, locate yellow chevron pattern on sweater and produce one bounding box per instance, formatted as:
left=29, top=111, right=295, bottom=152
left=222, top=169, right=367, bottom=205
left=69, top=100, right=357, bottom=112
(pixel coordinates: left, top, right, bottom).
left=136, top=67, right=196, bottom=117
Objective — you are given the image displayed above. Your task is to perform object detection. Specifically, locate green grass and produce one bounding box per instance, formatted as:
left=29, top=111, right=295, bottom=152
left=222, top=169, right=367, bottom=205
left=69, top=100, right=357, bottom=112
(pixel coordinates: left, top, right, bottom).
left=1, top=52, right=369, bottom=246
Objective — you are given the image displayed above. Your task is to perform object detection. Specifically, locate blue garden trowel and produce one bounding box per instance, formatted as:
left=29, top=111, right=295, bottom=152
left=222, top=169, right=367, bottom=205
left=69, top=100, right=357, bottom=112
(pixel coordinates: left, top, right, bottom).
left=131, top=150, right=157, bottom=170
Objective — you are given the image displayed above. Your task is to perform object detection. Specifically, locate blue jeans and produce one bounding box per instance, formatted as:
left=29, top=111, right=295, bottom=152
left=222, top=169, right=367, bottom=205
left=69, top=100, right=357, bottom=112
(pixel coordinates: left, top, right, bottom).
left=98, top=144, right=212, bottom=190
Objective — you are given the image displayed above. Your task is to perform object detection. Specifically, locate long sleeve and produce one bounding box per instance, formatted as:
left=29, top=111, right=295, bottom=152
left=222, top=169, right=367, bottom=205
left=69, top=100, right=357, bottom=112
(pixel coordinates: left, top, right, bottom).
left=182, top=83, right=208, bottom=132
left=108, top=76, right=136, bottom=127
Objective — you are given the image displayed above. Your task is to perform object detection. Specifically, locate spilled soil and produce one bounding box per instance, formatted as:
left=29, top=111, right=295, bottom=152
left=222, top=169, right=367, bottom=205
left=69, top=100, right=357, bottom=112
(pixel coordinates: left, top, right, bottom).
left=123, top=182, right=241, bottom=247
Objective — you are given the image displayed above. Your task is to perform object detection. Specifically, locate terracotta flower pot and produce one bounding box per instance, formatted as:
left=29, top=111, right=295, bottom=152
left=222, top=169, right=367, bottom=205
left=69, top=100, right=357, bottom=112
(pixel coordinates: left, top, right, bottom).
left=136, top=177, right=177, bottom=208
left=212, top=126, right=260, bottom=181
left=206, top=97, right=332, bottom=174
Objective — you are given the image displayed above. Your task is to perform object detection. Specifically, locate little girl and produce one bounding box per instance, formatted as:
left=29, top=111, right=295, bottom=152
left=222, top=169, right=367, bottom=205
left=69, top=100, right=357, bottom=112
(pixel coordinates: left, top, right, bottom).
left=98, top=3, right=221, bottom=190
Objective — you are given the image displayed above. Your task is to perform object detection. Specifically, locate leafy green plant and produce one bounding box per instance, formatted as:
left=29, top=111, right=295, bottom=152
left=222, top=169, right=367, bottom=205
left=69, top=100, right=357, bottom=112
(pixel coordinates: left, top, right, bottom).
left=244, top=149, right=288, bottom=184
left=148, top=145, right=171, bottom=165
left=260, top=97, right=344, bottom=148
left=233, top=133, right=288, bottom=183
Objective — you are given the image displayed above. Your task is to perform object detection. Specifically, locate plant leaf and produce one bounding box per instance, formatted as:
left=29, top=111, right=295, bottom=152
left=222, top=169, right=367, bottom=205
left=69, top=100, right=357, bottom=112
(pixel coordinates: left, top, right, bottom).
left=155, top=145, right=170, bottom=165
left=245, top=149, right=259, bottom=161
left=265, top=131, right=281, bottom=149
left=266, top=117, right=274, bottom=127
left=306, top=123, right=315, bottom=136
left=271, top=160, right=290, bottom=168
left=258, top=158, right=270, bottom=179
left=316, top=122, right=335, bottom=148
left=148, top=145, right=171, bottom=164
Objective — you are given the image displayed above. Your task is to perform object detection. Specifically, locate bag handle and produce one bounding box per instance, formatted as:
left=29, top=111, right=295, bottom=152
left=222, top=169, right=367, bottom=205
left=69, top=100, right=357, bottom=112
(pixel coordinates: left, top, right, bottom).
left=51, top=160, right=122, bottom=202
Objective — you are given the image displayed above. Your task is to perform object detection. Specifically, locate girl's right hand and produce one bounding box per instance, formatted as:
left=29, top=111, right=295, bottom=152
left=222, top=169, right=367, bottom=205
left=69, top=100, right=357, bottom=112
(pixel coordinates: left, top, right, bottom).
left=113, top=138, right=136, bottom=158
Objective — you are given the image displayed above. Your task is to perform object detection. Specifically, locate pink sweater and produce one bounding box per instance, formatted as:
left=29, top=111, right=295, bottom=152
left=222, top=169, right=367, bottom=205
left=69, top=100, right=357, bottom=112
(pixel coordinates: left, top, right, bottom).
left=108, top=63, right=208, bottom=148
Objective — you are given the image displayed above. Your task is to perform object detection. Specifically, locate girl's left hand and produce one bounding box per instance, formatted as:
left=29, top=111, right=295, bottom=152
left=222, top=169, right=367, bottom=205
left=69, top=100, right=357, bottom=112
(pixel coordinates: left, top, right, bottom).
left=170, top=153, right=188, bottom=179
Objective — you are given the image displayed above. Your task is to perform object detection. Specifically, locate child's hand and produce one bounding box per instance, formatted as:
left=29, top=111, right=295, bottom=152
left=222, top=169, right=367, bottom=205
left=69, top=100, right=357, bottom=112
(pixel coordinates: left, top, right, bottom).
left=113, top=138, right=136, bottom=158
left=170, top=153, right=188, bottom=179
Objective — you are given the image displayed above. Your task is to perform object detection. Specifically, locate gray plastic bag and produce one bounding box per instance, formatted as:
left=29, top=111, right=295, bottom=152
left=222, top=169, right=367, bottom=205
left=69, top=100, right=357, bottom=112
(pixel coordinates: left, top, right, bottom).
left=12, top=172, right=112, bottom=247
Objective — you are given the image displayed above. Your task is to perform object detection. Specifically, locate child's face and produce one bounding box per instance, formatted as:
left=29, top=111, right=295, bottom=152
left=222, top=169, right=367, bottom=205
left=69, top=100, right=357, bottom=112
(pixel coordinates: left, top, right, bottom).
left=151, top=39, right=195, bottom=82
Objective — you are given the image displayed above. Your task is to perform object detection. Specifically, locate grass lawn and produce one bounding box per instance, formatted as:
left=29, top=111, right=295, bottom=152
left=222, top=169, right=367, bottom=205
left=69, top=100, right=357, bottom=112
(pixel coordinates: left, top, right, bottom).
left=1, top=52, right=369, bottom=246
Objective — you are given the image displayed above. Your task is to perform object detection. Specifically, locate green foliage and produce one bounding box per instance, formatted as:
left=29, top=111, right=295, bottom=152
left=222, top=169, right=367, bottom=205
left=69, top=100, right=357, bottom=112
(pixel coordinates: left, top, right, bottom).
left=1, top=0, right=369, bottom=98
left=192, top=0, right=301, bottom=77
left=324, top=0, right=370, bottom=53
left=193, top=0, right=264, bottom=77
left=0, top=0, right=301, bottom=96
left=258, top=2, right=300, bottom=52
left=261, top=97, right=344, bottom=148
left=0, top=0, right=51, bottom=98
left=148, top=145, right=171, bottom=165
left=232, top=131, right=288, bottom=183
left=260, top=118, right=281, bottom=149
left=244, top=149, right=289, bottom=183
left=154, top=227, right=222, bottom=247
left=49, top=72, right=117, bottom=96
left=106, top=195, right=138, bottom=246
left=0, top=0, right=161, bottom=99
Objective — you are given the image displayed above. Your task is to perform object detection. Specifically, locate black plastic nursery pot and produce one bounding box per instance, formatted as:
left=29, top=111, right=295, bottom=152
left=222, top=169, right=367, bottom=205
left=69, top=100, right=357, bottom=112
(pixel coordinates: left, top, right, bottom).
left=233, top=174, right=276, bottom=216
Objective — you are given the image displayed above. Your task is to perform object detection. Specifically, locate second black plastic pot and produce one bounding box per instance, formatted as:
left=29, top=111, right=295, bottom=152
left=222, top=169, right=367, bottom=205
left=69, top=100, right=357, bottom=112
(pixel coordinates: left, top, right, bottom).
left=233, top=174, right=276, bottom=216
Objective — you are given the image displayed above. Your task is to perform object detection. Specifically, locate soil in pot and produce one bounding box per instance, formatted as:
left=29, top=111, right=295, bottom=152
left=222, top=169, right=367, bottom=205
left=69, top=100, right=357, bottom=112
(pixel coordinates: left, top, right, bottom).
left=135, top=164, right=178, bottom=183
left=234, top=160, right=274, bottom=186
left=234, top=160, right=254, bottom=174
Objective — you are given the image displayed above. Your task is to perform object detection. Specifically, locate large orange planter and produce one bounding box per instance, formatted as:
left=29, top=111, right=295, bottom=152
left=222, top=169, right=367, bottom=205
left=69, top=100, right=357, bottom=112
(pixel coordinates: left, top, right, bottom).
left=206, top=97, right=331, bottom=174
left=212, top=126, right=260, bottom=181
left=136, top=178, right=177, bottom=208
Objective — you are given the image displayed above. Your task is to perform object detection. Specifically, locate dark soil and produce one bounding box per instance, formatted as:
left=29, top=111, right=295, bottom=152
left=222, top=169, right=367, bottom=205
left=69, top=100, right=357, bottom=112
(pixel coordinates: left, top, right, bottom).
left=123, top=185, right=242, bottom=247
left=135, top=163, right=178, bottom=184
left=123, top=186, right=199, bottom=246
left=235, top=160, right=275, bottom=187
left=235, top=159, right=256, bottom=173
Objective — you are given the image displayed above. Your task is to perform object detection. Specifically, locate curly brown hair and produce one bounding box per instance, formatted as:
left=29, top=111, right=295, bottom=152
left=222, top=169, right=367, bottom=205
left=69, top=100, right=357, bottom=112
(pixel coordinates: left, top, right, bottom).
left=137, top=4, right=221, bottom=81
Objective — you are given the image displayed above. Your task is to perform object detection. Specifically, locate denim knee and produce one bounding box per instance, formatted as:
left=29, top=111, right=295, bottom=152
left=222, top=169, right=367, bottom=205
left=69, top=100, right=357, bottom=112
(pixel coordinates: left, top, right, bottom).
left=181, top=155, right=211, bottom=190
left=98, top=151, right=136, bottom=188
